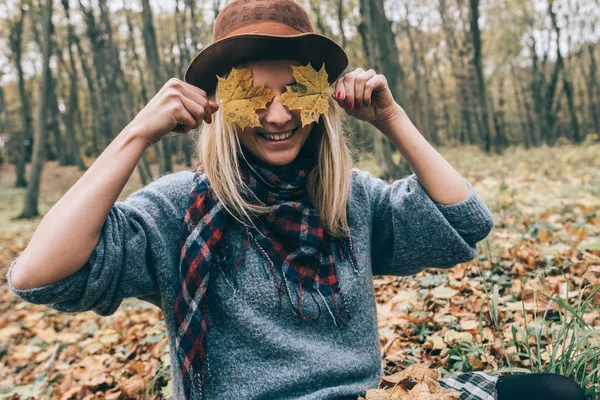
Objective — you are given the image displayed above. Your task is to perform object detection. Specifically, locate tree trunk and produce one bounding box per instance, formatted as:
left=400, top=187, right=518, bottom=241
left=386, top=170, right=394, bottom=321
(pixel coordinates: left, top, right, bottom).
left=358, top=0, right=409, bottom=180
left=539, top=24, right=562, bottom=144
left=309, top=0, right=329, bottom=36
left=48, top=73, right=66, bottom=164
left=98, top=0, right=129, bottom=132
left=493, top=75, right=508, bottom=149
left=8, top=4, right=31, bottom=188
left=142, top=0, right=173, bottom=174
left=187, top=0, right=202, bottom=51
left=20, top=0, right=53, bottom=219
left=547, top=0, right=580, bottom=143
left=175, top=0, right=190, bottom=73
left=587, top=44, right=600, bottom=134
left=30, top=10, right=66, bottom=166
left=402, top=18, right=426, bottom=140
left=337, top=0, right=347, bottom=49
left=510, top=64, right=535, bottom=148
left=0, top=79, right=14, bottom=167
left=78, top=0, right=114, bottom=151
left=420, top=50, right=439, bottom=146
left=123, top=0, right=154, bottom=185
left=71, top=28, right=101, bottom=156
left=468, top=0, right=493, bottom=153
left=60, top=0, right=87, bottom=170
left=562, top=71, right=581, bottom=142
left=438, top=0, right=475, bottom=145
left=432, top=49, right=453, bottom=143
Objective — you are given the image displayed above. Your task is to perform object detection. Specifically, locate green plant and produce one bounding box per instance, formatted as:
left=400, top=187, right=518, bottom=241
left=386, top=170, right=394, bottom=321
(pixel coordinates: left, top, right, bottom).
left=478, top=260, right=600, bottom=399
left=414, top=323, right=433, bottom=343
left=445, top=341, right=489, bottom=373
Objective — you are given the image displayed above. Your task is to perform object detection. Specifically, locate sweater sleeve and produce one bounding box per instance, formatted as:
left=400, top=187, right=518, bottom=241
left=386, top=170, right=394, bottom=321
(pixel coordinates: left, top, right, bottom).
left=5, top=170, right=194, bottom=316
left=353, top=169, right=494, bottom=276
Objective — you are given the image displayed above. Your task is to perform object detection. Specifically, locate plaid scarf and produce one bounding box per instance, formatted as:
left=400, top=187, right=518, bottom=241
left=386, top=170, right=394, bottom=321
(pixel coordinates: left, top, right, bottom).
left=174, top=146, right=359, bottom=400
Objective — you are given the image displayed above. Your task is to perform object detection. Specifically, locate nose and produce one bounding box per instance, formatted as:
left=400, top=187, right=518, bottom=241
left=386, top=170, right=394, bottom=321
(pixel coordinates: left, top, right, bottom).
left=261, top=95, right=292, bottom=127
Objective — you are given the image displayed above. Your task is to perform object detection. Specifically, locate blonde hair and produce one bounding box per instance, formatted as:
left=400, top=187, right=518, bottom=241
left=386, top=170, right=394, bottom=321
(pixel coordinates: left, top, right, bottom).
left=193, top=91, right=355, bottom=239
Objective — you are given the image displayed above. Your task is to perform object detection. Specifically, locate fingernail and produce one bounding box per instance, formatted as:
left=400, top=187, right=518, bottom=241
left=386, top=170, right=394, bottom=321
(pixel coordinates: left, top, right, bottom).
left=337, top=92, right=344, bottom=100
left=356, top=103, right=361, bottom=111
left=346, top=101, right=353, bottom=110
left=207, top=115, right=212, bottom=124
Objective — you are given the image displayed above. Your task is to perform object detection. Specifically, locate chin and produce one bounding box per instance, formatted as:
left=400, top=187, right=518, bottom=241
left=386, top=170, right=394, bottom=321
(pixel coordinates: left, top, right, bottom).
left=258, top=150, right=300, bottom=166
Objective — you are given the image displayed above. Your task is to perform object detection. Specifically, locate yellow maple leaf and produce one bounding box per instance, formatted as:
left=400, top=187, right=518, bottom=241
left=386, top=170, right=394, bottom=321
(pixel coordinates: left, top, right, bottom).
left=278, top=63, right=331, bottom=127
left=216, top=66, right=275, bottom=130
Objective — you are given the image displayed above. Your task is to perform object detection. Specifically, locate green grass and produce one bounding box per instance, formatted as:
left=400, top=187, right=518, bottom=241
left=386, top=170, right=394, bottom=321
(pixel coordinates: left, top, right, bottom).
left=478, top=259, right=600, bottom=398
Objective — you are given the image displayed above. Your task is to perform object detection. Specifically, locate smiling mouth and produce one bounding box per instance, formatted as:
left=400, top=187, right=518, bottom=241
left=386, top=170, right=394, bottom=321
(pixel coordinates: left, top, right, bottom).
left=257, top=127, right=300, bottom=142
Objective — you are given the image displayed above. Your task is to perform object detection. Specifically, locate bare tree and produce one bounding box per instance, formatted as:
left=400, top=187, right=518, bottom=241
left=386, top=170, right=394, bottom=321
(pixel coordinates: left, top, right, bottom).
left=123, top=0, right=154, bottom=184
left=19, top=0, right=53, bottom=219
left=548, top=0, right=581, bottom=142
left=141, top=0, right=173, bottom=174
left=358, top=0, right=409, bottom=180
left=60, top=0, right=87, bottom=170
left=468, top=0, right=493, bottom=153
left=8, top=2, right=31, bottom=188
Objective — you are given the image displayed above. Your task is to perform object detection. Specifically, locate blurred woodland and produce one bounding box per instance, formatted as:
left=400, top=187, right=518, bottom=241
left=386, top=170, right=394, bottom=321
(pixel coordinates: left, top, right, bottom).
left=0, top=0, right=598, bottom=217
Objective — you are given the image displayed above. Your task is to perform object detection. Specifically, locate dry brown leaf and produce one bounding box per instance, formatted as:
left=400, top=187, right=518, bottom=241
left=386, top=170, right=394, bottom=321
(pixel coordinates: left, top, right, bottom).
left=468, top=354, right=485, bottom=369
left=381, top=364, right=437, bottom=387
left=118, top=375, right=146, bottom=398
left=365, top=388, right=392, bottom=399
left=425, top=335, right=447, bottom=350
left=375, top=364, right=460, bottom=400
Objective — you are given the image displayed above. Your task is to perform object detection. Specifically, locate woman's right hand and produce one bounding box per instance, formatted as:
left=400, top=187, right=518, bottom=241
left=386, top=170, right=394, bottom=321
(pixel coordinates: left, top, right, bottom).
left=130, top=78, right=219, bottom=146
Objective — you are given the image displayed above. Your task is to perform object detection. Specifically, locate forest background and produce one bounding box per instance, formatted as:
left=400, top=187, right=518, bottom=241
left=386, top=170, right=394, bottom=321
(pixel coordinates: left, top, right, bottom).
left=0, top=0, right=599, bottom=399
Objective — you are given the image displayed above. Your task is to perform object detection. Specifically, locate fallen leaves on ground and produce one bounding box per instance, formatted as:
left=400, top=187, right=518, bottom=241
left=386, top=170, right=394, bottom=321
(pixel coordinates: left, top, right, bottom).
left=359, top=364, right=460, bottom=399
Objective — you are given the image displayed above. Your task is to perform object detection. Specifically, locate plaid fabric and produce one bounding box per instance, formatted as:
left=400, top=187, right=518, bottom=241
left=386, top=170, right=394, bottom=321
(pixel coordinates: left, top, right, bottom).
left=174, top=145, right=357, bottom=400
left=439, top=371, right=499, bottom=400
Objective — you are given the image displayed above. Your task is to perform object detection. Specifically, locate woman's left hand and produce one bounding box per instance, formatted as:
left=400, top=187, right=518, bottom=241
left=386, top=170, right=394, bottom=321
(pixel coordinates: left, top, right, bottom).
left=332, top=68, right=402, bottom=129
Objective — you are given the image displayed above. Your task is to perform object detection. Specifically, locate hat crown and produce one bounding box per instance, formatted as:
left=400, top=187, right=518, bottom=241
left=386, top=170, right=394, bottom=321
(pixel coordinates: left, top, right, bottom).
left=213, top=0, right=314, bottom=41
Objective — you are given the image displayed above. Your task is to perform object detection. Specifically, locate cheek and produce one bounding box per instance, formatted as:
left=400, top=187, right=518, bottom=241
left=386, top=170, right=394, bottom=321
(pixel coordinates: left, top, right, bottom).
left=238, top=128, right=257, bottom=143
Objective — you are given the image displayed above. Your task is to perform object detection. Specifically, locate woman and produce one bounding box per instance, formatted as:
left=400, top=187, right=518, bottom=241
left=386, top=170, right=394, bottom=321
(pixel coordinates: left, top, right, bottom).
left=7, top=1, right=586, bottom=399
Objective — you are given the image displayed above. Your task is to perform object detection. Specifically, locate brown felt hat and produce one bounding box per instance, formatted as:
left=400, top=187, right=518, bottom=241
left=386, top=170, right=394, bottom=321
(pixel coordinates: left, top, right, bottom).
left=183, top=0, right=349, bottom=96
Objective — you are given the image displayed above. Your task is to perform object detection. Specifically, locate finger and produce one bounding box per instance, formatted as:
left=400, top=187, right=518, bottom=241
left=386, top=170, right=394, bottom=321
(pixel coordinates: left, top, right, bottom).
left=178, top=95, right=206, bottom=128
left=363, top=74, right=387, bottom=108
left=178, top=79, right=209, bottom=100
left=333, top=76, right=346, bottom=105
left=164, top=78, right=212, bottom=122
left=342, top=73, right=356, bottom=111
left=179, top=84, right=212, bottom=120
left=353, top=69, right=373, bottom=110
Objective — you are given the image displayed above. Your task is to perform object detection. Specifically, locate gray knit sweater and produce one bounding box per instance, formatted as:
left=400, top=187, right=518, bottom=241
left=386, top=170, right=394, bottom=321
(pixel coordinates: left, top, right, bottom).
left=6, top=168, right=494, bottom=400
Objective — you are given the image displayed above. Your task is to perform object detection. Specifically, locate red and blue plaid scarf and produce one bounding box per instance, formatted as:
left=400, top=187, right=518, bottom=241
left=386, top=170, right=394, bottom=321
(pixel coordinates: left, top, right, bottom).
left=174, top=146, right=358, bottom=400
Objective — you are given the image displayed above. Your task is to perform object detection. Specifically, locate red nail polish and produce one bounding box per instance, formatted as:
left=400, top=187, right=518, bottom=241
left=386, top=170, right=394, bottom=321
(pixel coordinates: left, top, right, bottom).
left=207, top=115, right=212, bottom=124
left=337, top=92, right=344, bottom=100
left=346, top=101, right=353, bottom=110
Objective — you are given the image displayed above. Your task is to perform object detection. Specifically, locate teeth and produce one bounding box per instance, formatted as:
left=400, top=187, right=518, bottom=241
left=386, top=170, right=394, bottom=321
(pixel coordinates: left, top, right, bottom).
left=259, top=130, right=294, bottom=141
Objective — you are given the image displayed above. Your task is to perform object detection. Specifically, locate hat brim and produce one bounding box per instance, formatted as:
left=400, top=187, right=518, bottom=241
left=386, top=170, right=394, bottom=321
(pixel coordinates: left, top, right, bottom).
left=184, top=33, right=349, bottom=96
